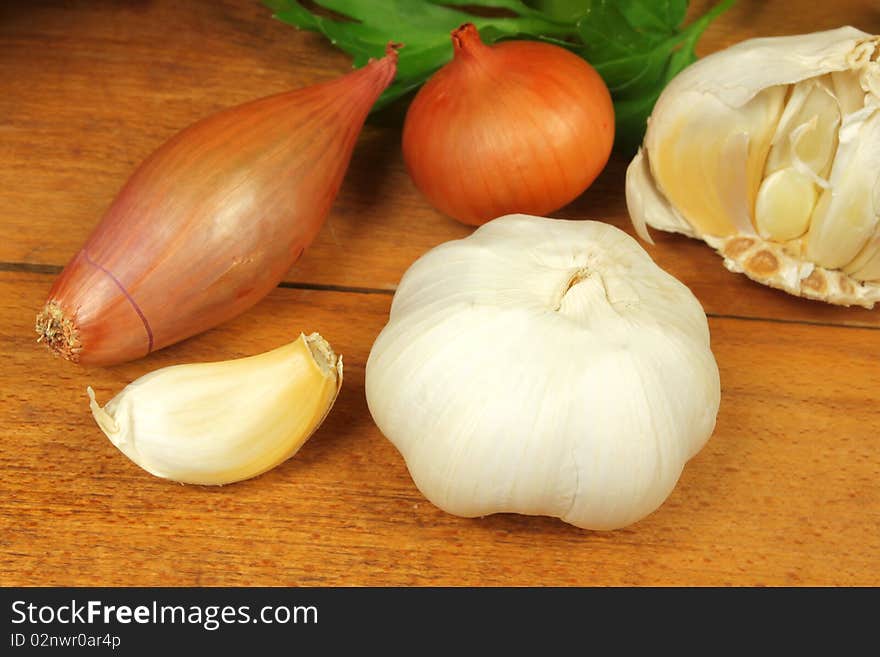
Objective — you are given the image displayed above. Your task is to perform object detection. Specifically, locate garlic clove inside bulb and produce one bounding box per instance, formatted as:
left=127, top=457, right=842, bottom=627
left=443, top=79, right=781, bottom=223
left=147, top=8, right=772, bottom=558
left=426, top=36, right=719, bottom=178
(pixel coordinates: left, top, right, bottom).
left=627, top=27, right=880, bottom=307
left=756, top=77, right=840, bottom=241
left=755, top=168, right=817, bottom=242
left=366, top=214, right=720, bottom=531
left=88, top=333, right=342, bottom=485
left=646, top=85, right=786, bottom=239
left=845, top=225, right=880, bottom=280
left=805, top=107, right=880, bottom=269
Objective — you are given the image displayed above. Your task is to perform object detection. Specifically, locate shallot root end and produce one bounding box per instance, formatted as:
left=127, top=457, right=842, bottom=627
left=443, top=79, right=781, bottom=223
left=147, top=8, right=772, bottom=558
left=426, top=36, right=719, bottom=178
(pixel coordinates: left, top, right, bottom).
left=36, top=301, right=81, bottom=362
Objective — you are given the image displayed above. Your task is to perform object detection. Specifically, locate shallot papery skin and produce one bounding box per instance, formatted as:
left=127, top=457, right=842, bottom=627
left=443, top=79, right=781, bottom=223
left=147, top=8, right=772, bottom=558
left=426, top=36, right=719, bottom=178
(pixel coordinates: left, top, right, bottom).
left=36, top=48, right=398, bottom=366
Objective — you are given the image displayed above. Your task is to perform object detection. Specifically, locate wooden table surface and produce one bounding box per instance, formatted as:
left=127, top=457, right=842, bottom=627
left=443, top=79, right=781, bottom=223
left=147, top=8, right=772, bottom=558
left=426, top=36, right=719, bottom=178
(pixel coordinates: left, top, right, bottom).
left=2, top=0, right=878, bottom=587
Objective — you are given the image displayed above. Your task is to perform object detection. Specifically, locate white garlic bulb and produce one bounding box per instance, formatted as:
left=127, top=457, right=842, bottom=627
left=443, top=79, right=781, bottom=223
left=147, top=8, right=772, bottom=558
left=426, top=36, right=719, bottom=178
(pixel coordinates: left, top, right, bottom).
left=89, top=333, right=342, bottom=485
left=626, top=27, right=880, bottom=307
left=366, top=214, right=720, bottom=530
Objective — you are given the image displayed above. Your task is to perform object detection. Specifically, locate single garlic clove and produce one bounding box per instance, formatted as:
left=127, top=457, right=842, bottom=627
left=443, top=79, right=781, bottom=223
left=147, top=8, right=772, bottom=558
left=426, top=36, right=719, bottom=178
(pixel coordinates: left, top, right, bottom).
left=755, top=168, right=817, bottom=241
left=755, top=78, right=840, bottom=242
left=845, top=223, right=880, bottom=281
left=627, top=27, right=880, bottom=307
left=645, top=84, right=785, bottom=238
left=805, top=108, right=880, bottom=269
left=764, top=76, right=839, bottom=179
left=88, top=333, right=342, bottom=485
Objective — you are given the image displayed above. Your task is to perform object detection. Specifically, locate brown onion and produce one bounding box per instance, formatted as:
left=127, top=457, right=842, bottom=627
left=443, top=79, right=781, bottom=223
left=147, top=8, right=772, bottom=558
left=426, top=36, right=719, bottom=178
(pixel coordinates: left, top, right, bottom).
left=37, top=47, right=398, bottom=366
left=402, top=24, right=614, bottom=226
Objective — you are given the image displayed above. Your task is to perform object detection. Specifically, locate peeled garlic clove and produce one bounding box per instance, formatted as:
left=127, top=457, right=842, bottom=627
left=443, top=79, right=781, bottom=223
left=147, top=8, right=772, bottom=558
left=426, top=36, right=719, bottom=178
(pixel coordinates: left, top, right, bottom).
left=88, top=333, right=342, bottom=485
left=627, top=27, right=880, bottom=307
left=366, top=214, right=720, bottom=531
left=755, top=168, right=817, bottom=241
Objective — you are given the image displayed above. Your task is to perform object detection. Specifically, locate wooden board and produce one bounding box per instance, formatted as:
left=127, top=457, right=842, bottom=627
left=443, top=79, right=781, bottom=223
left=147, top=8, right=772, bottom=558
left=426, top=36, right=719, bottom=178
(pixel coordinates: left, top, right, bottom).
left=1, top=0, right=879, bottom=586
left=2, top=272, right=879, bottom=586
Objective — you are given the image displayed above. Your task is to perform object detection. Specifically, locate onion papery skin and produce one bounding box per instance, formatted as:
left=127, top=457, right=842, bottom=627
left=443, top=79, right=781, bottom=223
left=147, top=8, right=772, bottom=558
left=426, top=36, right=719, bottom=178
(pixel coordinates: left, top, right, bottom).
left=37, top=51, right=397, bottom=366
left=402, top=24, right=614, bottom=226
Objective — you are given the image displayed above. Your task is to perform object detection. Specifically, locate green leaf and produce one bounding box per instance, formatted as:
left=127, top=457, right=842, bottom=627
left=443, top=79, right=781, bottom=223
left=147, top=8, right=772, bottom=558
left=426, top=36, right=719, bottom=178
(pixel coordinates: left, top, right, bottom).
left=441, top=0, right=556, bottom=21
left=266, top=0, right=735, bottom=146
left=525, top=0, right=588, bottom=22
left=618, top=0, right=688, bottom=34
left=577, top=0, right=735, bottom=150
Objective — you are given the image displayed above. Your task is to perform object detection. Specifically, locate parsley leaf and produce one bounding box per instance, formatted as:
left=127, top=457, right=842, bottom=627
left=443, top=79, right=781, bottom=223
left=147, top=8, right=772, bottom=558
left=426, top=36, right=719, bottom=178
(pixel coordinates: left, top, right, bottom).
left=265, top=0, right=734, bottom=150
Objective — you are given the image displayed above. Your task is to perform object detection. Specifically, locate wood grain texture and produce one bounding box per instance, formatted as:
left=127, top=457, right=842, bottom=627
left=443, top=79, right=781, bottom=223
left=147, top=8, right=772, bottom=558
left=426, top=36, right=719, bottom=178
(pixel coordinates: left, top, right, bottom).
left=2, top=1, right=880, bottom=326
left=2, top=1, right=880, bottom=587
left=1, top=272, right=878, bottom=586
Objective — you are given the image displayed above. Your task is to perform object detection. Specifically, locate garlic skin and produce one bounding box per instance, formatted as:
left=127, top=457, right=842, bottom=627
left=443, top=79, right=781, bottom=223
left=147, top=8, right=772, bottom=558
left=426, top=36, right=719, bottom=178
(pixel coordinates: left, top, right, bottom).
left=366, top=215, right=720, bottom=531
left=626, top=27, right=880, bottom=307
left=88, top=333, right=342, bottom=485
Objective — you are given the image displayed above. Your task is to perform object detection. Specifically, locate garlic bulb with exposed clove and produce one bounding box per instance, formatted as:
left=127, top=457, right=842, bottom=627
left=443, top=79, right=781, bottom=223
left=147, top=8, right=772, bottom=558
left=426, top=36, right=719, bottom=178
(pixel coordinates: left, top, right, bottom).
left=88, top=333, right=342, bottom=485
left=365, top=215, right=720, bottom=531
left=626, top=27, right=880, bottom=307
